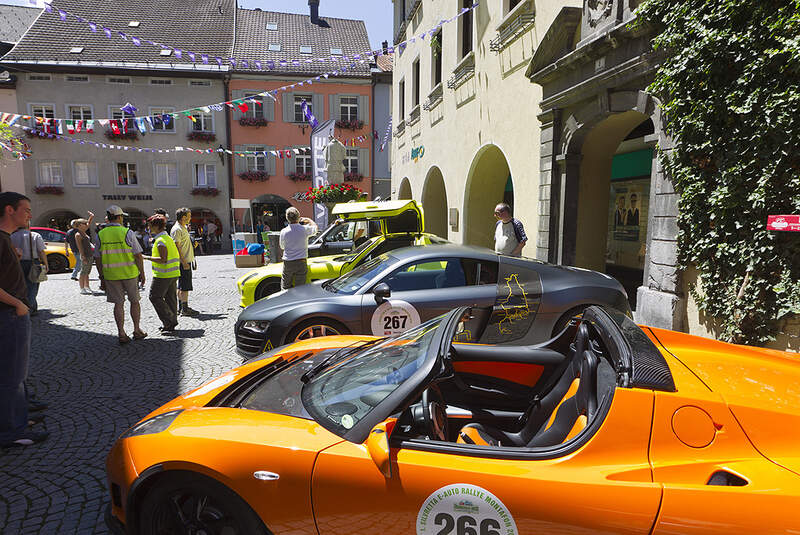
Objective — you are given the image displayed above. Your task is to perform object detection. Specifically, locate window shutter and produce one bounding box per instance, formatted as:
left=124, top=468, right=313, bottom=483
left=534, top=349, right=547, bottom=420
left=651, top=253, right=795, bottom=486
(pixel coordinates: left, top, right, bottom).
left=312, top=93, right=324, bottom=121
left=329, top=95, right=337, bottom=121
left=285, top=147, right=296, bottom=175
left=232, top=90, right=244, bottom=120
left=234, top=145, right=245, bottom=175
left=359, top=95, right=369, bottom=126
left=358, top=148, right=370, bottom=177
left=266, top=146, right=276, bottom=175
left=264, top=96, right=275, bottom=122
left=282, top=92, right=294, bottom=122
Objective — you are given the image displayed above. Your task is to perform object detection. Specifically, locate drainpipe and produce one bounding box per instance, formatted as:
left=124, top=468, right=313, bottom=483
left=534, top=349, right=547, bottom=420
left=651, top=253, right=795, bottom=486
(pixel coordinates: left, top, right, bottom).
left=371, top=74, right=376, bottom=200
left=224, top=74, right=235, bottom=234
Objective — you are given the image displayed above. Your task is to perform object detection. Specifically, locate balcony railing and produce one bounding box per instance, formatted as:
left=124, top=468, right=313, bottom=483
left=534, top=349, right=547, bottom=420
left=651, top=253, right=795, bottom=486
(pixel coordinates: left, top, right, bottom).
left=489, top=12, right=536, bottom=52
left=408, top=105, right=421, bottom=125
left=447, top=53, right=475, bottom=90
left=423, top=84, right=443, bottom=111
left=394, top=119, right=406, bottom=137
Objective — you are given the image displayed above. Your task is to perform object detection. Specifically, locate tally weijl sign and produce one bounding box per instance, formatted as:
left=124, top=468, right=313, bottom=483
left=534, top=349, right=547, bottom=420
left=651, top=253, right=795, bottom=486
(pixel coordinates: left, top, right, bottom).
left=102, top=195, right=154, bottom=201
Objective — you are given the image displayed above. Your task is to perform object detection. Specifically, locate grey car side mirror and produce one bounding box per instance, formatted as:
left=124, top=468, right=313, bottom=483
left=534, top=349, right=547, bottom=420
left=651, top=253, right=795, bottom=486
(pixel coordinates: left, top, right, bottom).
left=373, top=283, right=391, bottom=304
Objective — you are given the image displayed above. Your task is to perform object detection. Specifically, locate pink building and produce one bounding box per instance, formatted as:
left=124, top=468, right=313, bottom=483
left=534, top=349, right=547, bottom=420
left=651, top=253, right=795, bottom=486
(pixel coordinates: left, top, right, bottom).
left=229, top=8, right=374, bottom=231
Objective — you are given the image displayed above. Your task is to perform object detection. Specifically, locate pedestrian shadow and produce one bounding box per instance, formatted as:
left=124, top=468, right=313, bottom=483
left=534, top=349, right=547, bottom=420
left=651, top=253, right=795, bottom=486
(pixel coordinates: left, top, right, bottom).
left=168, top=328, right=206, bottom=339
left=30, top=309, right=67, bottom=322
left=194, top=313, right=226, bottom=321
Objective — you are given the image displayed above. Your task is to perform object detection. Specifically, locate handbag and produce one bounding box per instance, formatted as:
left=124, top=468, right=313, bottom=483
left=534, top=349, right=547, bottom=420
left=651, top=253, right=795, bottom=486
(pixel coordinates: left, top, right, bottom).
left=27, top=231, right=47, bottom=283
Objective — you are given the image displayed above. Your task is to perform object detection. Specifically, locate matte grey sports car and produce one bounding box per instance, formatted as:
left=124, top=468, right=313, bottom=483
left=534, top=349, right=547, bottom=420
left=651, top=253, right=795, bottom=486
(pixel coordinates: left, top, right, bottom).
left=235, top=245, right=631, bottom=359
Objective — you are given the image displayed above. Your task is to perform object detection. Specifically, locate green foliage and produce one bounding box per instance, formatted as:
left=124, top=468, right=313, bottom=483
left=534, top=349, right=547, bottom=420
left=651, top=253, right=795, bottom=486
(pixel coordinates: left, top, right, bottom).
left=637, top=0, right=800, bottom=343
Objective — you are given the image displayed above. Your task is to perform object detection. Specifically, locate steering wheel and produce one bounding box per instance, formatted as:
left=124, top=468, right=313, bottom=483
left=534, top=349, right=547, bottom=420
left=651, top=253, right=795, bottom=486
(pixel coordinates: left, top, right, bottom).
left=421, top=385, right=449, bottom=441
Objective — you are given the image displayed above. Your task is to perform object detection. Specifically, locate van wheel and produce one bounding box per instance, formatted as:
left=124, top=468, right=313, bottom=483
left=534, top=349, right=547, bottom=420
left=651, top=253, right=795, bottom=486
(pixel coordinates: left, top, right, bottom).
left=254, top=279, right=282, bottom=302
left=288, top=318, right=349, bottom=342
left=47, top=254, right=68, bottom=273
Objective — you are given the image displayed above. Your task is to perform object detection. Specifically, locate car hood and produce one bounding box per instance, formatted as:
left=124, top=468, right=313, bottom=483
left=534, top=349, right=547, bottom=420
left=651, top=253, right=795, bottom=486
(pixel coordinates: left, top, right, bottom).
left=239, top=254, right=347, bottom=282
left=240, top=281, right=338, bottom=319
left=649, top=327, right=800, bottom=476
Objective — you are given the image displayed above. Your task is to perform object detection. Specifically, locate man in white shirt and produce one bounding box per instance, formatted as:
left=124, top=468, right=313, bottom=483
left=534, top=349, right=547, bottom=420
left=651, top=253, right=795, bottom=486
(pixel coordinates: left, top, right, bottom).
left=279, top=207, right=318, bottom=290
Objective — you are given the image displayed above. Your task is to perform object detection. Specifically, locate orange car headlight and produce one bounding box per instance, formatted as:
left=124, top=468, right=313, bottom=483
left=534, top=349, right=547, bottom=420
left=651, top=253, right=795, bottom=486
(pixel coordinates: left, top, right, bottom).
left=121, top=410, right=183, bottom=439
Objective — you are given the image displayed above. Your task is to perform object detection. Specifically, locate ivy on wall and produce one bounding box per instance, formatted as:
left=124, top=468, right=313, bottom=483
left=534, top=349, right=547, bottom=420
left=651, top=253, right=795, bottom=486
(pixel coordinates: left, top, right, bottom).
left=636, top=0, right=800, bottom=344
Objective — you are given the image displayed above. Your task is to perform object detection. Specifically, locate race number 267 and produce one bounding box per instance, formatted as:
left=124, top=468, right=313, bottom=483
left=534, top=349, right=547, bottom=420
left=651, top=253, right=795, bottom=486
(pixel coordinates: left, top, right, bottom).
left=383, top=314, right=408, bottom=330
left=434, top=513, right=502, bottom=535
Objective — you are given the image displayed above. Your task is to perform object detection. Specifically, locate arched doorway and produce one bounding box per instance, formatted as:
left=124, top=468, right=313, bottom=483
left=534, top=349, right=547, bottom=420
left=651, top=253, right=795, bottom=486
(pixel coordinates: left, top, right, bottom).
left=190, top=207, right=224, bottom=254
left=397, top=177, right=412, bottom=200
left=251, top=194, right=291, bottom=232
left=421, top=167, right=447, bottom=239
left=122, top=208, right=148, bottom=233
left=36, top=209, right=79, bottom=231
left=464, top=145, right=512, bottom=248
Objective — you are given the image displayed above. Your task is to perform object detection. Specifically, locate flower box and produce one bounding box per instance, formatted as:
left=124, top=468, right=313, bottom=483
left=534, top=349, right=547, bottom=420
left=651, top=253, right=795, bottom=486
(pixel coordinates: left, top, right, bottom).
left=191, top=187, right=219, bottom=197
left=239, top=117, right=270, bottom=128
left=34, top=186, right=64, bottom=195
left=105, top=130, right=139, bottom=141
left=289, top=172, right=312, bottom=182
left=306, top=182, right=365, bottom=204
left=344, top=172, right=364, bottom=182
left=187, top=131, right=217, bottom=142
left=238, top=171, right=270, bottom=182
left=336, top=119, right=365, bottom=131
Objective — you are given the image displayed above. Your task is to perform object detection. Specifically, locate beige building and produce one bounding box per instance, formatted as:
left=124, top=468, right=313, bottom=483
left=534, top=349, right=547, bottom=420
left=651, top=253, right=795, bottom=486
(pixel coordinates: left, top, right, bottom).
left=390, top=0, right=577, bottom=252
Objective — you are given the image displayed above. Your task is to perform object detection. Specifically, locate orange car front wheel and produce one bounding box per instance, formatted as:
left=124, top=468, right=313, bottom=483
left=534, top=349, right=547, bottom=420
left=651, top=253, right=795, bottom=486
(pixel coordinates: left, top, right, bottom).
left=136, top=472, right=268, bottom=535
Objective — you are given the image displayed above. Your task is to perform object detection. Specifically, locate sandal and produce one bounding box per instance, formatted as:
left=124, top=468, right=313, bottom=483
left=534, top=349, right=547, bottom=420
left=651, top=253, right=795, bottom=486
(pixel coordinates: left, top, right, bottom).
left=133, top=331, right=148, bottom=340
left=118, top=335, right=131, bottom=345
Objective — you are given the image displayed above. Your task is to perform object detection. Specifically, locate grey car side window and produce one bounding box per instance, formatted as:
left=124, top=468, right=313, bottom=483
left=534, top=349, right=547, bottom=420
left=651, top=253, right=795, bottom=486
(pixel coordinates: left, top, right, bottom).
left=383, top=259, right=467, bottom=292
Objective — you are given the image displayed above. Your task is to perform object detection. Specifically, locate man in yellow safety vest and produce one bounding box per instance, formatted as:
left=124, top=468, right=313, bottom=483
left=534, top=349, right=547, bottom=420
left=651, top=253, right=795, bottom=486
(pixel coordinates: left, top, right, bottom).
left=143, top=214, right=180, bottom=332
left=98, top=205, right=146, bottom=344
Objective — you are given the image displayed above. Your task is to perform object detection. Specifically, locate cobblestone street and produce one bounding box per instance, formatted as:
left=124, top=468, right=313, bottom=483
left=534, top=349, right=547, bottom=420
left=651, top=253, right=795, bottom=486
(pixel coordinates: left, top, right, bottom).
left=0, top=255, right=245, bottom=534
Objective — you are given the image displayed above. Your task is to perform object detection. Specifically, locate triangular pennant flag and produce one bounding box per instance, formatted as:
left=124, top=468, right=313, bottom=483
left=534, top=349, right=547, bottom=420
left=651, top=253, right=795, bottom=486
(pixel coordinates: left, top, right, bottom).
left=236, top=102, right=249, bottom=113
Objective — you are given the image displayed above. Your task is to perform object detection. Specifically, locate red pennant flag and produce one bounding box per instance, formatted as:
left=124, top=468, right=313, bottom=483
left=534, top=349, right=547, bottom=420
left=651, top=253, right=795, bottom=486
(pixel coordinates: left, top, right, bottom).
left=110, top=120, right=121, bottom=134
left=237, top=102, right=249, bottom=113
left=76, top=120, right=83, bottom=133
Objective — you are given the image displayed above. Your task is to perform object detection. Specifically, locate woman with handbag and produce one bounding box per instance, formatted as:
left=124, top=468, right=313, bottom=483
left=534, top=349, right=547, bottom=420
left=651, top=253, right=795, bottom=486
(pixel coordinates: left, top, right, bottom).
left=10, top=224, right=47, bottom=316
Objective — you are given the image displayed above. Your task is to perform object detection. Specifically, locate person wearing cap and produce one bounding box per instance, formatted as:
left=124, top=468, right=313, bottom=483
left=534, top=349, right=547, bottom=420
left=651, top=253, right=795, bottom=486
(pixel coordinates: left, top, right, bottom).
left=97, top=205, right=147, bottom=344
left=143, top=214, right=180, bottom=332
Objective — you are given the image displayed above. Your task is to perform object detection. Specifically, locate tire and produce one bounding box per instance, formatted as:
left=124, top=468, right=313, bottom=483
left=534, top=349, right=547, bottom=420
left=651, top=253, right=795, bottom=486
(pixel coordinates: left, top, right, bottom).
left=137, top=472, right=268, bottom=535
left=254, top=279, right=282, bottom=302
left=552, top=306, right=590, bottom=338
left=287, top=318, right=349, bottom=343
left=47, top=254, right=68, bottom=273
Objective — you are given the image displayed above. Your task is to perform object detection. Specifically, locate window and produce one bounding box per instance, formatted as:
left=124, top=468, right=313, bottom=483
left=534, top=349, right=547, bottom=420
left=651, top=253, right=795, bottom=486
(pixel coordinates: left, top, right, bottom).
left=266, top=23, right=278, bottom=30
left=65, top=75, right=89, bottom=83
left=340, top=96, right=359, bottom=122
left=110, top=107, right=135, bottom=121
left=412, top=58, right=420, bottom=107
left=506, top=0, right=521, bottom=14
left=189, top=80, right=211, bottom=86
left=345, top=149, right=359, bottom=174
left=38, top=162, right=63, bottom=186
left=300, top=45, right=312, bottom=54
left=383, top=259, right=467, bottom=292
left=461, top=0, right=473, bottom=59
left=398, top=80, right=405, bottom=118
left=194, top=164, right=216, bottom=187
left=268, top=44, right=281, bottom=52
left=30, top=104, right=55, bottom=119
left=68, top=105, right=93, bottom=121
left=149, top=107, right=175, bottom=132
left=244, top=147, right=267, bottom=172
left=296, top=152, right=312, bottom=175
left=150, top=78, right=173, bottom=85
left=460, top=259, right=499, bottom=285
left=128, top=20, right=141, bottom=27
left=27, top=74, right=51, bottom=81
left=294, top=94, right=312, bottom=122
left=330, top=48, right=343, bottom=55
left=155, top=162, right=178, bottom=187
left=116, top=163, right=138, bottom=186
left=107, top=76, right=131, bottom=84
left=69, top=47, right=84, bottom=54
left=243, top=93, right=264, bottom=119
left=73, top=162, right=98, bottom=186
left=191, top=112, right=214, bottom=132
left=159, top=49, right=173, bottom=56
left=432, top=29, right=442, bottom=87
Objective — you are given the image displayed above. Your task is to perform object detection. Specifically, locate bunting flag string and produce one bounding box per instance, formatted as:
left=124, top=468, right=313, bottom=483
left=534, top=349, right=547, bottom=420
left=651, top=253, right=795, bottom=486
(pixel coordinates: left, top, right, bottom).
left=27, top=1, right=478, bottom=75
left=379, top=117, right=393, bottom=152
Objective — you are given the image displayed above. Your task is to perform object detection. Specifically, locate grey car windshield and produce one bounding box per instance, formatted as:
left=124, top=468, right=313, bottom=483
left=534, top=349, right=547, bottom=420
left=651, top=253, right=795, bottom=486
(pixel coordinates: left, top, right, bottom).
left=325, top=254, right=395, bottom=294
left=301, top=316, right=444, bottom=437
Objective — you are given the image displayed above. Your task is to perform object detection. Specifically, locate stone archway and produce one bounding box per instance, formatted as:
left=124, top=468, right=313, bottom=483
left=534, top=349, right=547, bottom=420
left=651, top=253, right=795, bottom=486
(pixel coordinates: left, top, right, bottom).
left=36, top=209, right=80, bottom=231
left=251, top=194, right=291, bottom=232
left=421, top=167, right=448, bottom=239
left=463, top=144, right=512, bottom=248
left=397, top=177, right=412, bottom=200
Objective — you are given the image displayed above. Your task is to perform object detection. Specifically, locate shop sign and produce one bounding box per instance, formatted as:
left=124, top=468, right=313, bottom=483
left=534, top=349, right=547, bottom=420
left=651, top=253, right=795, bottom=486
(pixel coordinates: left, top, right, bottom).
left=102, top=194, right=154, bottom=201
left=767, top=215, right=800, bottom=232
left=411, top=145, right=425, bottom=163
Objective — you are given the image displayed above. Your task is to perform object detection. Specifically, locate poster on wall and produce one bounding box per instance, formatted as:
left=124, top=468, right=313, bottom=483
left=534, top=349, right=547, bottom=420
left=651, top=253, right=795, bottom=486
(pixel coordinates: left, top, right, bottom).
left=311, top=119, right=336, bottom=229
left=607, top=178, right=650, bottom=270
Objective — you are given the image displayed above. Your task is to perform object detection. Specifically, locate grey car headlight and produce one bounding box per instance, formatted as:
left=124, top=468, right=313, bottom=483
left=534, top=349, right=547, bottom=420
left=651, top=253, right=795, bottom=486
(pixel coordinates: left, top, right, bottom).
left=242, top=320, right=270, bottom=332
left=122, top=410, right=183, bottom=439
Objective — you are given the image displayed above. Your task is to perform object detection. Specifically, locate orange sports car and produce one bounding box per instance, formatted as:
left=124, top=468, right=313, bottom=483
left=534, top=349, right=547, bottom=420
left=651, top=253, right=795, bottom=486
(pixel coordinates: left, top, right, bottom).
left=105, top=306, right=800, bottom=535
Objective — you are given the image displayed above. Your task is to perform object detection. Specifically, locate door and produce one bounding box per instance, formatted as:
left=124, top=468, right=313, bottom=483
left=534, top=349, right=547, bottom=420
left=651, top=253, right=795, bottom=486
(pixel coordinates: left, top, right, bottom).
left=360, top=258, right=497, bottom=337
left=311, top=388, right=661, bottom=534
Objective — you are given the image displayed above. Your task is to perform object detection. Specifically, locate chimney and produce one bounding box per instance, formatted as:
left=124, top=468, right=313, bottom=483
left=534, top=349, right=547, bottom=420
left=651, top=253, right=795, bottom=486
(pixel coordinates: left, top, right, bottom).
left=309, top=0, right=320, bottom=23
left=382, top=40, right=389, bottom=55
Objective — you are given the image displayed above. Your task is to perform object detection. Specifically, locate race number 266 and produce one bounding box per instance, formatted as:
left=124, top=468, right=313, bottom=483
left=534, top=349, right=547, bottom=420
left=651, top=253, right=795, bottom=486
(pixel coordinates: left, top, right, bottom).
left=383, top=314, right=408, bottom=330
left=434, top=513, right=501, bottom=535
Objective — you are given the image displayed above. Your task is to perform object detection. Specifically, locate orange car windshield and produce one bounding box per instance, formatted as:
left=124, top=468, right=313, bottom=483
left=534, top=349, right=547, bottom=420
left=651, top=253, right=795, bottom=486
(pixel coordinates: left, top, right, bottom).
left=301, top=316, right=444, bottom=438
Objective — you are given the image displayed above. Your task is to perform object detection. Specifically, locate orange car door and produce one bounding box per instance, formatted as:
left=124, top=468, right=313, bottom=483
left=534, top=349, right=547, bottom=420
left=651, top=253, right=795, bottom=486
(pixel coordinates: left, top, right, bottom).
left=311, top=388, right=661, bottom=534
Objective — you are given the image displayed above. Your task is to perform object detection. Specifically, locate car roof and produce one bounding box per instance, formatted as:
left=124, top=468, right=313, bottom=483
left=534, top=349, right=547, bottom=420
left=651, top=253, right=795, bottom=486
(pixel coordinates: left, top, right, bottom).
left=32, top=227, right=65, bottom=234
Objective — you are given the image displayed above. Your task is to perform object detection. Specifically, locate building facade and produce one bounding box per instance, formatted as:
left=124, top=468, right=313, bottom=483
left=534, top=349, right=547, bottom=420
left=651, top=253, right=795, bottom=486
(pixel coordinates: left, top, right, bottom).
left=1, top=0, right=235, bottom=242
left=390, top=0, right=577, bottom=249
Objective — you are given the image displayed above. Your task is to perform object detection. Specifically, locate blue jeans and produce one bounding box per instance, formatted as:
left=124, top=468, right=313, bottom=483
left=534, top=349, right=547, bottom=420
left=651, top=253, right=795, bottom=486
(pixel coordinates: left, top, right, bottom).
left=19, top=260, right=39, bottom=313
left=71, top=254, right=82, bottom=278
left=0, top=308, right=31, bottom=442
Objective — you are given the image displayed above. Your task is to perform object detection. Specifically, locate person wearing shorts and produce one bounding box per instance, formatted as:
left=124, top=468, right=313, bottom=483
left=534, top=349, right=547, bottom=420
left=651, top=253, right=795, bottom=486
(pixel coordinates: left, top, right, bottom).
left=171, top=207, right=199, bottom=317
left=98, top=205, right=147, bottom=344
left=74, top=213, right=95, bottom=294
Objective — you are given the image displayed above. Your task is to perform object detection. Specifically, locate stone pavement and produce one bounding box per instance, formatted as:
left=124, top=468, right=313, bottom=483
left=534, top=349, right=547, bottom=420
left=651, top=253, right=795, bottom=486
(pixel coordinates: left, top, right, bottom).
left=0, top=254, right=246, bottom=534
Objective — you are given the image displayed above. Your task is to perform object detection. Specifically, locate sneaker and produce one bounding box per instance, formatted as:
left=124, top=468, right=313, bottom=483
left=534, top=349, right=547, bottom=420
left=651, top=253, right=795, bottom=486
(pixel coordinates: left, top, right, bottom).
left=80, top=288, right=92, bottom=295
left=1, top=430, right=49, bottom=448
left=181, top=306, right=200, bottom=317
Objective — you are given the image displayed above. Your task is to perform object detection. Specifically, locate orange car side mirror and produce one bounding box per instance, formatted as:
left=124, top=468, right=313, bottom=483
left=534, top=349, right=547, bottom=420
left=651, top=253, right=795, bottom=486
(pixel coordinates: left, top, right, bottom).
left=366, top=420, right=394, bottom=478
